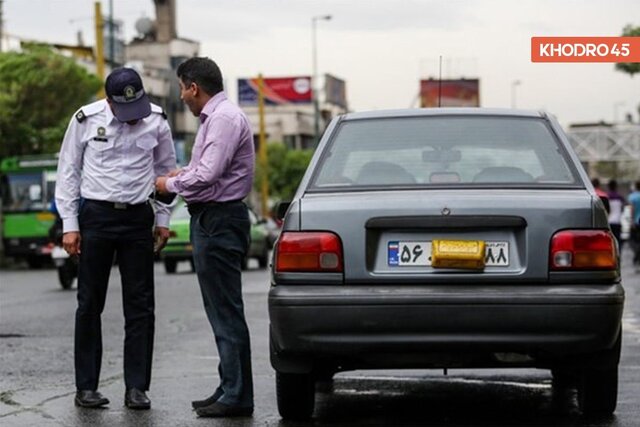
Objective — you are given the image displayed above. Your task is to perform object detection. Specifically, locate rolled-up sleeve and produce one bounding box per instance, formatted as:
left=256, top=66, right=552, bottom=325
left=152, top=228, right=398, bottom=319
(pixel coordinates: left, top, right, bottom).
left=152, top=120, right=177, bottom=228
left=55, top=117, right=85, bottom=233
left=166, top=114, right=240, bottom=194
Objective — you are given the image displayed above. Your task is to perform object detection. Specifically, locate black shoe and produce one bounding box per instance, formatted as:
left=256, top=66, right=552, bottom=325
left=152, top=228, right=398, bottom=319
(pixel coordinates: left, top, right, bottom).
left=191, top=389, right=223, bottom=409
left=195, top=401, right=253, bottom=418
left=124, top=388, right=151, bottom=410
left=74, top=390, right=109, bottom=408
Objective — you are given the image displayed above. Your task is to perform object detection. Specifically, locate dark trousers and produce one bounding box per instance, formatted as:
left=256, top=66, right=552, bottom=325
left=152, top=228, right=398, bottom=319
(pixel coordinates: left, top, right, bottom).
left=190, top=201, right=253, bottom=407
left=75, top=200, right=155, bottom=391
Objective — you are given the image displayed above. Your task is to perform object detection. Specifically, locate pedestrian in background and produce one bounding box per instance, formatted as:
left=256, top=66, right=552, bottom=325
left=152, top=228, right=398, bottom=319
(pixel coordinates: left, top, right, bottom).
left=628, top=180, right=640, bottom=266
left=607, top=179, right=625, bottom=245
left=156, top=57, right=255, bottom=418
left=591, top=177, right=610, bottom=213
left=56, top=68, right=176, bottom=409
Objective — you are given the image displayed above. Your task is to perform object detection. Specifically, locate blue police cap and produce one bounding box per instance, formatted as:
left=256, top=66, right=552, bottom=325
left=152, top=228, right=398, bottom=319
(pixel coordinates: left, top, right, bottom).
left=105, top=68, right=151, bottom=122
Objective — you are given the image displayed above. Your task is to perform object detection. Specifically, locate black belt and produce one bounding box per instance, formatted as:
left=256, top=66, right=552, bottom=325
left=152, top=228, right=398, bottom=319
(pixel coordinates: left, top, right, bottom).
left=187, top=199, right=243, bottom=215
left=85, top=199, right=149, bottom=210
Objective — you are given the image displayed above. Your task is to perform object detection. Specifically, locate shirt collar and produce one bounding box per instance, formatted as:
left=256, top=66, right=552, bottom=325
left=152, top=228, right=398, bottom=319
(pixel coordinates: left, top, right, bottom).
left=199, top=92, right=227, bottom=123
left=104, top=100, right=118, bottom=126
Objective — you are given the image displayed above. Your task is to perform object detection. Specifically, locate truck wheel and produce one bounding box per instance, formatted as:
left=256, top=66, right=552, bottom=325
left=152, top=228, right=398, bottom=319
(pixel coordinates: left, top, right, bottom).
left=27, top=256, right=45, bottom=269
left=276, top=372, right=315, bottom=420
left=164, top=259, right=177, bottom=274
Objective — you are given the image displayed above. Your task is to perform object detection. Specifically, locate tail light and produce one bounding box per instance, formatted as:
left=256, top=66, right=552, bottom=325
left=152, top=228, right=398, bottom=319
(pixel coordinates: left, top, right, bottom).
left=550, top=230, right=617, bottom=270
left=275, top=232, right=343, bottom=273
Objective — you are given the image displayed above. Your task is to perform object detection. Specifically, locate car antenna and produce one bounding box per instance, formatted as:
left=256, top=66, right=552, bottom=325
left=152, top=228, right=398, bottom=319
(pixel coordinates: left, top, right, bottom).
left=438, top=55, right=443, bottom=108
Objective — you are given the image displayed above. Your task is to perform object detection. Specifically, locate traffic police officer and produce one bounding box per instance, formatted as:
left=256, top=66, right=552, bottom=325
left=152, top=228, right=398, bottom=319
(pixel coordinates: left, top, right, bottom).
left=55, top=68, right=176, bottom=409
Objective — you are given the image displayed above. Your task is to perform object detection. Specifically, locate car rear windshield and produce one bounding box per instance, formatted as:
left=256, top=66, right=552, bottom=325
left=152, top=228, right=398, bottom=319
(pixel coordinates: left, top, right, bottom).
left=310, top=116, right=580, bottom=190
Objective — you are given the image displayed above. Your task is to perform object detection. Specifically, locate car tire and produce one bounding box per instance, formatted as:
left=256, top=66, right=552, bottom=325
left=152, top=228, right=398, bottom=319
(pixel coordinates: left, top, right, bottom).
left=276, top=372, right=315, bottom=420
left=551, top=368, right=577, bottom=388
left=258, top=244, right=269, bottom=269
left=164, top=259, right=177, bottom=274
left=578, top=367, right=618, bottom=416
left=57, top=262, right=75, bottom=290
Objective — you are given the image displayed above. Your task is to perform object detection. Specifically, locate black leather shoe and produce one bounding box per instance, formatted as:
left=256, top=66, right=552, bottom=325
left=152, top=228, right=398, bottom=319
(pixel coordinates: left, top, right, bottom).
left=74, top=390, right=109, bottom=408
left=195, top=401, right=253, bottom=418
left=191, top=389, right=223, bottom=409
left=124, top=388, right=151, bottom=410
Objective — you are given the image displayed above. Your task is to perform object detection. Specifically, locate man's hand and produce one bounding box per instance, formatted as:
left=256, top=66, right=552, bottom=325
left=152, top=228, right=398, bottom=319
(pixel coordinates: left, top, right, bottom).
left=62, top=231, right=81, bottom=256
left=167, top=168, right=182, bottom=177
left=155, top=176, right=169, bottom=194
left=154, top=227, right=170, bottom=253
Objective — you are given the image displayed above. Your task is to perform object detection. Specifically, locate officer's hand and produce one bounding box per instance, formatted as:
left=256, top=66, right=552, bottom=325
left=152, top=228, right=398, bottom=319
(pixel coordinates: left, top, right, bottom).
left=167, top=168, right=182, bottom=177
left=154, top=227, right=170, bottom=253
left=63, top=232, right=81, bottom=256
left=155, top=176, right=169, bottom=194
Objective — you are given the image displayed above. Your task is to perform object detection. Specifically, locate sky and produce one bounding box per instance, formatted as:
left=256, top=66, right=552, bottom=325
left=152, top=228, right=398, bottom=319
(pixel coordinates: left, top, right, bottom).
left=3, top=0, right=640, bottom=127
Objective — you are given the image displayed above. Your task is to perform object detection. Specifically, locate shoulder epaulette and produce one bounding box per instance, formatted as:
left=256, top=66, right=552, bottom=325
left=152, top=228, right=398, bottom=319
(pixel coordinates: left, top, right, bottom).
left=151, top=103, right=167, bottom=120
left=75, top=100, right=106, bottom=123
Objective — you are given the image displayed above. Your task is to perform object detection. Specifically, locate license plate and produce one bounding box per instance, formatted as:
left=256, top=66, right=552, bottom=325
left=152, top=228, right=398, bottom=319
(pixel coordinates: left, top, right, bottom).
left=388, top=241, right=509, bottom=267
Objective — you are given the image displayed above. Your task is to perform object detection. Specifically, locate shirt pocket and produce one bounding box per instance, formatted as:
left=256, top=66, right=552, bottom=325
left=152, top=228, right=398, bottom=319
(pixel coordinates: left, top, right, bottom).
left=135, top=136, right=158, bottom=151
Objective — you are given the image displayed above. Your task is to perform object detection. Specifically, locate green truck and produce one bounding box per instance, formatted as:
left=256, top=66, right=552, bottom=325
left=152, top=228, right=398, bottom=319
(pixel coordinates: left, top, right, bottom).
left=1, top=154, right=59, bottom=268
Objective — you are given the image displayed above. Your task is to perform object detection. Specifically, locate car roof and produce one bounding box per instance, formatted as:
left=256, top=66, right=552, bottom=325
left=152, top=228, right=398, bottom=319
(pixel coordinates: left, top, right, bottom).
left=341, top=108, right=546, bottom=121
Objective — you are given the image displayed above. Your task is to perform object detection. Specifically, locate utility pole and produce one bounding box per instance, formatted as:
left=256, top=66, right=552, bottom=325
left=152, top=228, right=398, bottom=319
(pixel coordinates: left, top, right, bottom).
left=94, top=2, right=105, bottom=97
left=0, top=0, right=4, bottom=53
left=257, top=74, right=270, bottom=217
left=109, top=0, right=114, bottom=65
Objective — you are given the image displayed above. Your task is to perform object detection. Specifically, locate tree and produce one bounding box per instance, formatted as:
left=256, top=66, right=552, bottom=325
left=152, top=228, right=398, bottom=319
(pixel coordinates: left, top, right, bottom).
left=614, top=24, right=640, bottom=77
left=254, top=142, right=314, bottom=205
left=0, top=46, right=102, bottom=158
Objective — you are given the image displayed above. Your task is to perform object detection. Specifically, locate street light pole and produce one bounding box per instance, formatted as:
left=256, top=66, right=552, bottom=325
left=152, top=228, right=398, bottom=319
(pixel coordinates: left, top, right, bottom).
left=511, top=80, right=521, bottom=109
left=312, top=14, right=331, bottom=146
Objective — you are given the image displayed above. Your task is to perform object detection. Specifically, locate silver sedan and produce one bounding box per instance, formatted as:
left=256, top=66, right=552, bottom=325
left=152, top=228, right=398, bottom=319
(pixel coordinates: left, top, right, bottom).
left=268, top=108, right=624, bottom=420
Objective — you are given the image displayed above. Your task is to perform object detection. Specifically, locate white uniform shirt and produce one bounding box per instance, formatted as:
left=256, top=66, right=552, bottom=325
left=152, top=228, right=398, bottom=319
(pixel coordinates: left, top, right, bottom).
left=55, top=99, right=177, bottom=233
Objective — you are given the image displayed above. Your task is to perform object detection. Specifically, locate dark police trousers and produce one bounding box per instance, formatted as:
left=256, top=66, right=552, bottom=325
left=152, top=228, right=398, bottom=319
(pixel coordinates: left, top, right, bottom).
left=75, top=199, right=155, bottom=391
left=190, top=201, right=254, bottom=407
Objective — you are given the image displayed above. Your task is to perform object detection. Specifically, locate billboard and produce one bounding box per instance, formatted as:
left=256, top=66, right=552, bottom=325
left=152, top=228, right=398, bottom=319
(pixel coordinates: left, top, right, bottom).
left=420, top=79, right=480, bottom=108
left=324, top=74, right=347, bottom=109
left=238, top=76, right=312, bottom=106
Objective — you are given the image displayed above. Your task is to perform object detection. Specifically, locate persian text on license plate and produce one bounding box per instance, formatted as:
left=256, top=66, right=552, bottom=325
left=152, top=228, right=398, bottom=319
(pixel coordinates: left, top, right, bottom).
left=388, top=241, right=509, bottom=267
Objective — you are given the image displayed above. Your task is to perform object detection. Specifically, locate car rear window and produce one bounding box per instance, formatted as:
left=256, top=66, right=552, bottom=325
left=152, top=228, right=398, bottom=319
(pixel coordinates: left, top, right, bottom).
left=310, top=116, right=579, bottom=190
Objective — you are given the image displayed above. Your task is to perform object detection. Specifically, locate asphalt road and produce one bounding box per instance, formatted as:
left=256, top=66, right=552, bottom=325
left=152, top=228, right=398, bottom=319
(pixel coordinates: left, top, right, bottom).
left=1, top=250, right=639, bottom=427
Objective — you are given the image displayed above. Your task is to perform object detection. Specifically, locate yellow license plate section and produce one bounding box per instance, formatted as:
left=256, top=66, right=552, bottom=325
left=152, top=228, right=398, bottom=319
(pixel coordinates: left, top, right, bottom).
left=431, top=240, right=486, bottom=269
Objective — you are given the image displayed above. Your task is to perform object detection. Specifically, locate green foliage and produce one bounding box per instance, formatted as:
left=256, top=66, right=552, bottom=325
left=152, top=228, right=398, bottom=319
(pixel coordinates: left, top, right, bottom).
left=254, top=142, right=314, bottom=205
left=0, top=46, right=102, bottom=157
left=614, top=24, right=640, bottom=77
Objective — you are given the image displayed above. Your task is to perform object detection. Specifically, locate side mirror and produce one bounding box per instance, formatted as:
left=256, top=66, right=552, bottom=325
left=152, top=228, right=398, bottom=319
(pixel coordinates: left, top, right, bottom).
left=276, top=201, right=291, bottom=220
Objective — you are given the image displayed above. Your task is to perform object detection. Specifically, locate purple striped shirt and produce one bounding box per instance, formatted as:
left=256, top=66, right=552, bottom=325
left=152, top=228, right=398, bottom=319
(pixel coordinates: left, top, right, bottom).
left=166, top=92, right=255, bottom=203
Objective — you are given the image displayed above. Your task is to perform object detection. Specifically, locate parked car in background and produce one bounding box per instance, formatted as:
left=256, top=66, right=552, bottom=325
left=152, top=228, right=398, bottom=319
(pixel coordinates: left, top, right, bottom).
left=269, top=108, right=624, bottom=420
left=162, top=200, right=271, bottom=273
left=263, top=216, right=282, bottom=249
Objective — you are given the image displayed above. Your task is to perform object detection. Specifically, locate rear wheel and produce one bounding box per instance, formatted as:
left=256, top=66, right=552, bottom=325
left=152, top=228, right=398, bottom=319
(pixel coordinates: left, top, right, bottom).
left=578, top=367, right=618, bottom=416
left=164, top=259, right=177, bottom=274
left=257, top=244, right=269, bottom=269
left=57, top=262, right=76, bottom=290
left=276, top=372, right=315, bottom=420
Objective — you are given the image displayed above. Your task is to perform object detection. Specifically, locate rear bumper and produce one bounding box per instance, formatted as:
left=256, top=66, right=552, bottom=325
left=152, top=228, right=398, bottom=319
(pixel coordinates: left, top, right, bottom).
left=269, top=283, right=624, bottom=373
